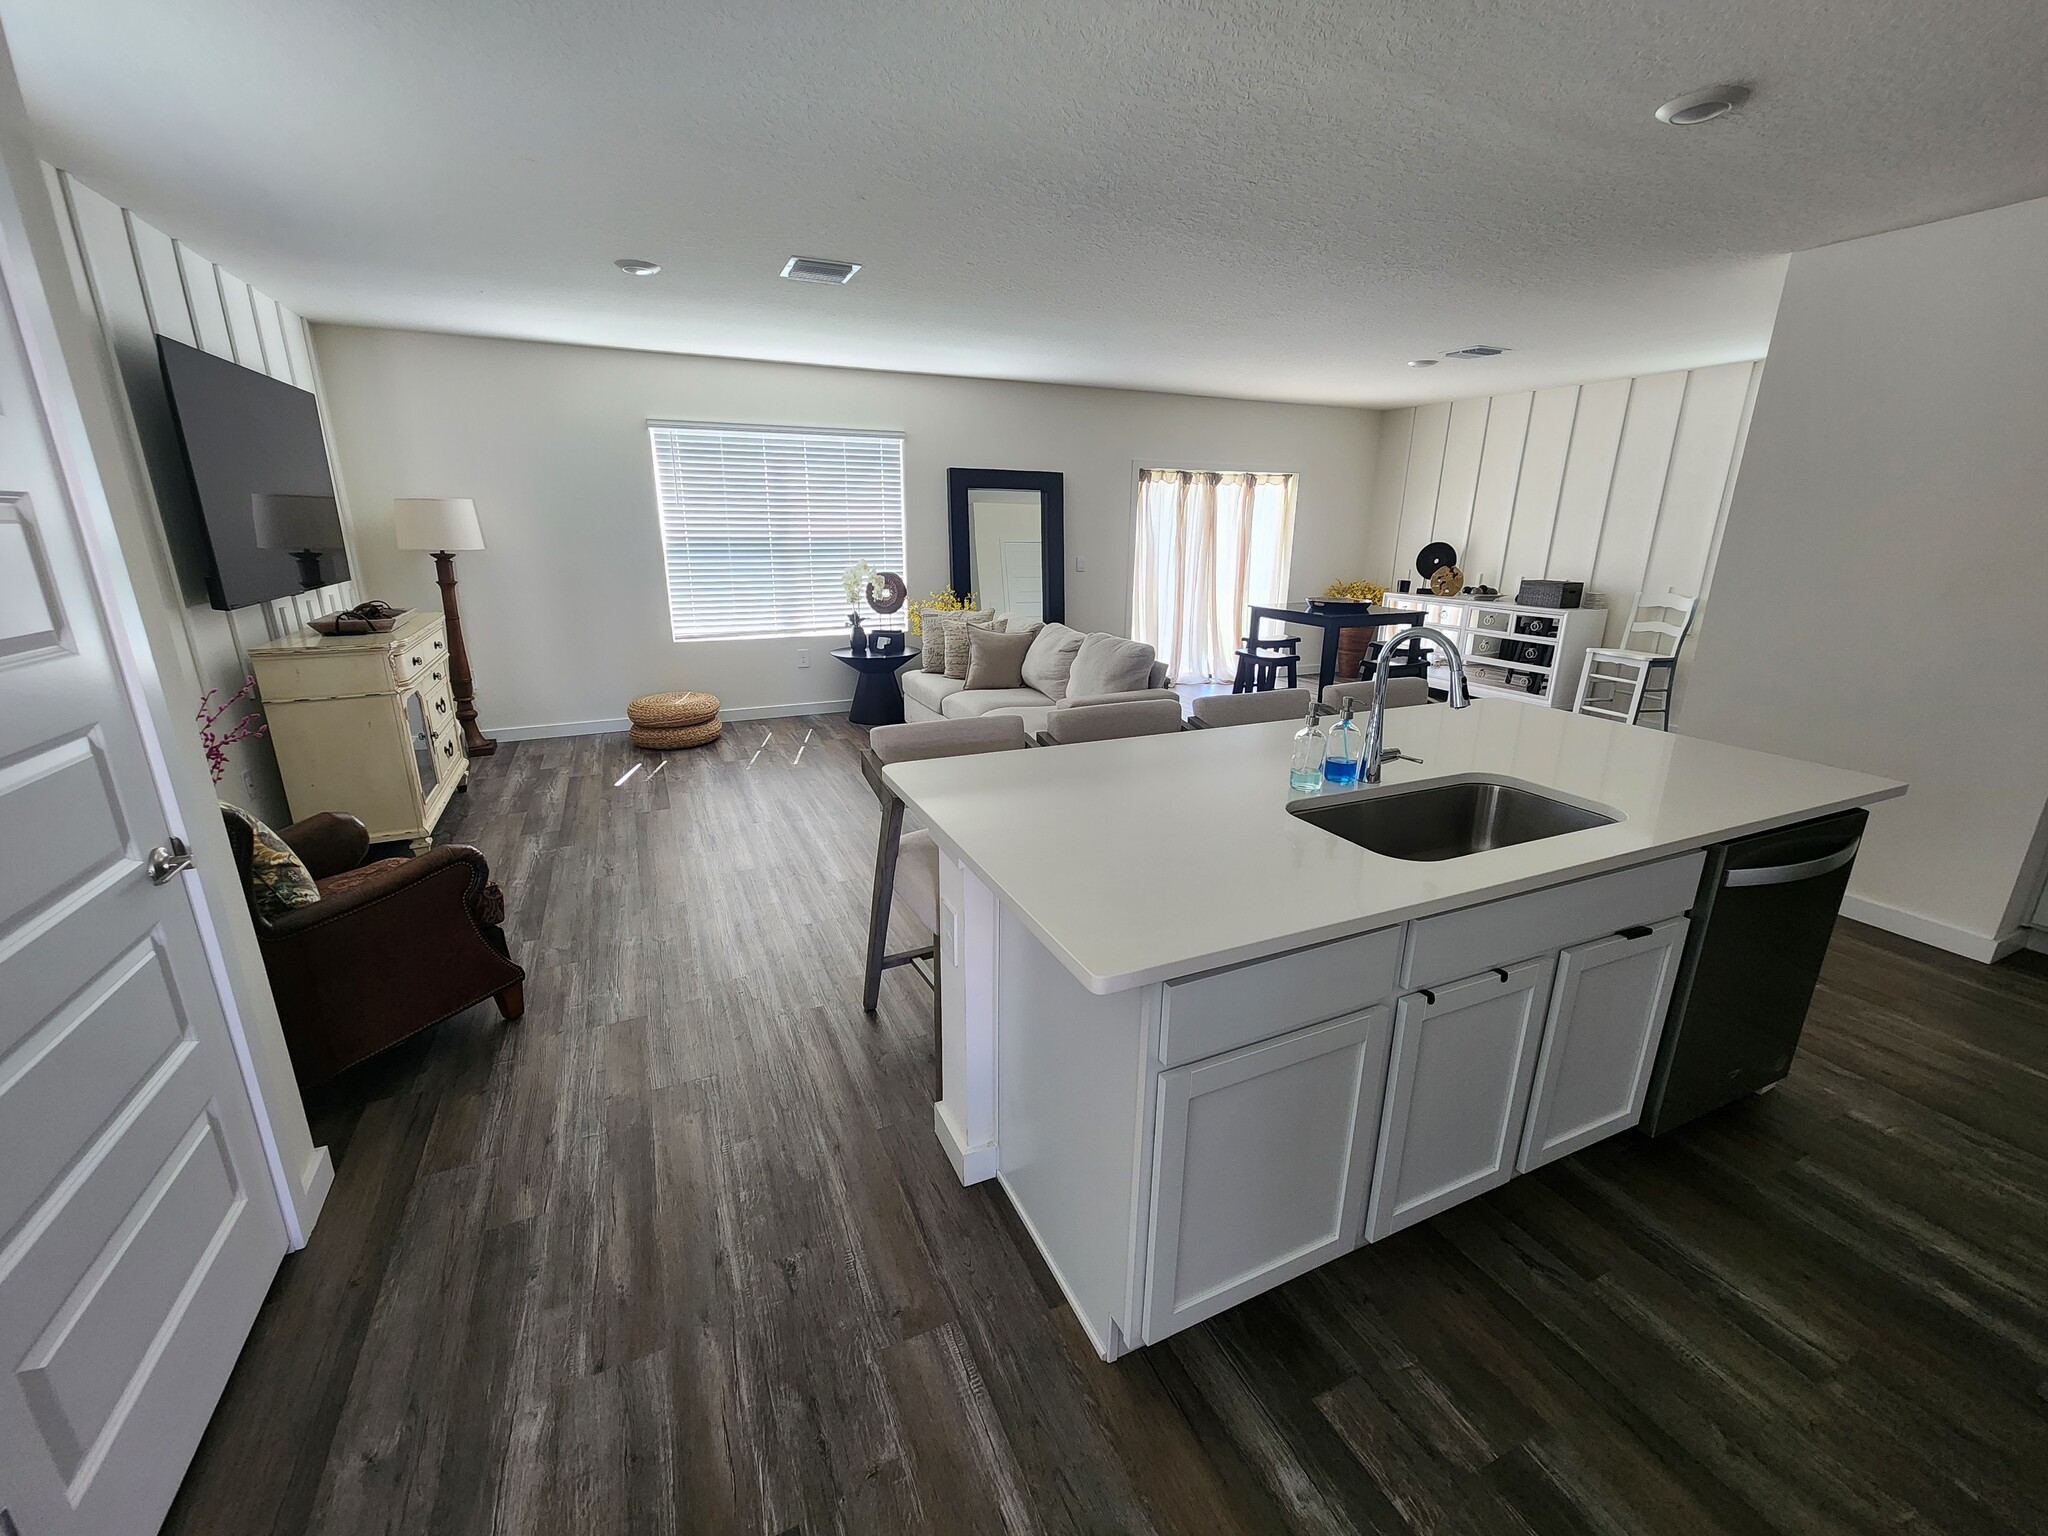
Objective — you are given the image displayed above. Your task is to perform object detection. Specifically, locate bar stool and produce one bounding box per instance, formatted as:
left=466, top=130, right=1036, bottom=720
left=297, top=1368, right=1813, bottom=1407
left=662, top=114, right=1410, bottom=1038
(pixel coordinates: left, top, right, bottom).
left=1232, top=634, right=1299, bottom=693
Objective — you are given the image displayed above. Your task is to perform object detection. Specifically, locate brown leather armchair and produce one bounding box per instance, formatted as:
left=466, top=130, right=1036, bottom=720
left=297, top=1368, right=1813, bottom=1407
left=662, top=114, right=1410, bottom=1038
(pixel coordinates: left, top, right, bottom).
left=222, top=809, right=526, bottom=1086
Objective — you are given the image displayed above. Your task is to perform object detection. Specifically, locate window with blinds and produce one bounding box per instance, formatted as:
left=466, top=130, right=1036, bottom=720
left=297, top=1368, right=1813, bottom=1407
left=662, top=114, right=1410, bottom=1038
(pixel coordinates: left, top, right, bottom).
left=648, top=422, right=906, bottom=641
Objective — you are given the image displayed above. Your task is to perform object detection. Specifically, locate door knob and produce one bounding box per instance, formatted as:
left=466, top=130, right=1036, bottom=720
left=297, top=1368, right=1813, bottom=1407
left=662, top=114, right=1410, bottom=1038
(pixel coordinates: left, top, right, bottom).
left=147, top=837, right=196, bottom=885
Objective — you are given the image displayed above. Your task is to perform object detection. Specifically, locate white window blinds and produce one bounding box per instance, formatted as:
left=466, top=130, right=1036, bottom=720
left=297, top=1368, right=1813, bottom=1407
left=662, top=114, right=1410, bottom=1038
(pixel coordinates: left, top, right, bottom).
left=649, top=422, right=906, bottom=641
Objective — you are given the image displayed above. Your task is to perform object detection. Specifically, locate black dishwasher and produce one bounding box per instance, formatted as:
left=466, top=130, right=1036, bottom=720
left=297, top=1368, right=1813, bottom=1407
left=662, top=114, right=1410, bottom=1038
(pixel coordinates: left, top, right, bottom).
left=1639, top=808, right=1868, bottom=1136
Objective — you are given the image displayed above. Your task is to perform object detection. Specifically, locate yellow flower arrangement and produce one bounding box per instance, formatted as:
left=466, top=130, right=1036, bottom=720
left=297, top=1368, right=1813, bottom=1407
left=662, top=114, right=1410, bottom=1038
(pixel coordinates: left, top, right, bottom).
left=908, top=587, right=976, bottom=636
left=1322, top=578, right=1388, bottom=604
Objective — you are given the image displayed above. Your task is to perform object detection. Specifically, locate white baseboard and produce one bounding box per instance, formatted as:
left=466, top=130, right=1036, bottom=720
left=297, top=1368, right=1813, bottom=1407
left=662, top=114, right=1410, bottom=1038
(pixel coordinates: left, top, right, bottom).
left=719, top=698, right=854, bottom=722
left=485, top=699, right=853, bottom=742
left=933, top=1102, right=998, bottom=1185
left=2028, top=929, right=2048, bottom=956
left=1838, top=894, right=2027, bottom=965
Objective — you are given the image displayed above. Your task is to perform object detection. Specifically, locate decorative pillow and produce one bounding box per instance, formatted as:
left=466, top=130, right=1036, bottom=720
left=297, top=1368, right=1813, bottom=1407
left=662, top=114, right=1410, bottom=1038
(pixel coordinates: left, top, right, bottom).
left=1020, top=622, right=1085, bottom=701
left=944, top=614, right=1002, bottom=680
left=964, top=624, right=1039, bottom=690
left=221, top=802, right=320, bottom=921
left=1067, top=633, right=1158, bottom=699
left=921, top=608, right=991, bottom=673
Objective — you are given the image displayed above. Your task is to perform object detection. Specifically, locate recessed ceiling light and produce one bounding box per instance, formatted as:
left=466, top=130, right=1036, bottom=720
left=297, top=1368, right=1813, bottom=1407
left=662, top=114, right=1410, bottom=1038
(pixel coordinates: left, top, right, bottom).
left=781, top=256, right=861, bottom=284
left=613, top=258, right=661, bottom=276
left=1408, top=358, right=1439, bottom=368
left=1655, top=84, right=1751, bottom=125
left=1445, top=344, right=1509, bottom=360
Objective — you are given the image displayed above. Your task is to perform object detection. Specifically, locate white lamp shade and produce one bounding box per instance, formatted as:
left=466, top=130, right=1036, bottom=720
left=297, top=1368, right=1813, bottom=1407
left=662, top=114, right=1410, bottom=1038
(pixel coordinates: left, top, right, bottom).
left=251, top=493, right=343, bottom=550
left=394, top=497, right=485, bottom=552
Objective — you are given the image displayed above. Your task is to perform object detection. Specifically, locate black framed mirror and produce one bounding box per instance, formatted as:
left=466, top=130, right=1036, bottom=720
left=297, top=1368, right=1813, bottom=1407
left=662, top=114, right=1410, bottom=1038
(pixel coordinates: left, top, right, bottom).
left=947, top=468, right=1064, bottom=625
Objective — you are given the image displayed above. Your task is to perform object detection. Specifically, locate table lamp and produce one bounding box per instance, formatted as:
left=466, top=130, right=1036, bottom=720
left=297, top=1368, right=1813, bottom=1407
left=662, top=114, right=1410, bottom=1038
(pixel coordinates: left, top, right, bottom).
left=251, top=492, right=344, bottom=590
left=394, top=496, right=495, bottom=757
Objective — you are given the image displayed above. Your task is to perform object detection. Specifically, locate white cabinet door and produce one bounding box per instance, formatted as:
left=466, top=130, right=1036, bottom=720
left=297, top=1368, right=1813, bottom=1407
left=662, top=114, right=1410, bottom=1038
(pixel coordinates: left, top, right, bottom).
left=1143, top=1006, right=1393, bottom=1344
left=1518, top=918, right=1688, bottom=1171
left=1365, top=958, right=1554, bottom=1241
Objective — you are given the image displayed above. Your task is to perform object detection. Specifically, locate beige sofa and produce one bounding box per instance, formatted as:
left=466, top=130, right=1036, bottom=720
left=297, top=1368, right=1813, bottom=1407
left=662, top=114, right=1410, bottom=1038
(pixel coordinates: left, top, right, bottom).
left=902, top=618, right=1172, bottom=728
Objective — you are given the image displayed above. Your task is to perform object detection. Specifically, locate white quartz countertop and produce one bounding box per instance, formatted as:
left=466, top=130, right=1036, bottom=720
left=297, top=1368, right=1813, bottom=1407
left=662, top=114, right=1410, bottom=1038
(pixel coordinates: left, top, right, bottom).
left=884, top=702, right=1903, bottom=995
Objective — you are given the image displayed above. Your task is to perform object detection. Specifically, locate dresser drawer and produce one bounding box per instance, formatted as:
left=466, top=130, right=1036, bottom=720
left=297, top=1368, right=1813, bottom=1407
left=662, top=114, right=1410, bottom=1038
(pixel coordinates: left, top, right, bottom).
left=1401, top=852, right=1705, bottom=990
left=1162, top=925, right=1403, bottom=1067
left=392, top=625, right=447, bottom=687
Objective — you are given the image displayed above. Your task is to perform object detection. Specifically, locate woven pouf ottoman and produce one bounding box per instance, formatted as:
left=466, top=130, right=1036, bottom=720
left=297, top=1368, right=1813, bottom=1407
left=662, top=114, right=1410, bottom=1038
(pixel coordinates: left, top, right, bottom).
left=628, top=690, right=722, bottom=749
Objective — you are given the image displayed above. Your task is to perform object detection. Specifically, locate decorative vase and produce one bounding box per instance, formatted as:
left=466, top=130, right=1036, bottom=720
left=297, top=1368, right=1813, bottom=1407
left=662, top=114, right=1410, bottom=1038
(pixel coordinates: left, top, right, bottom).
left=849, top=613, right=867, bottom=653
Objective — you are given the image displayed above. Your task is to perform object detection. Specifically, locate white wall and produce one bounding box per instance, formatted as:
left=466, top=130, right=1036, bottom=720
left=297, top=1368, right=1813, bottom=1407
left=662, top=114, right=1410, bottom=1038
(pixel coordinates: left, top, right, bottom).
left=51, top=172, right=364, bottom=821
left=1367, top=361, right=1761, bottom=646
left=312, top=325, right=1381, bottom=734
left=1683, top=195, right=2048, bottom=961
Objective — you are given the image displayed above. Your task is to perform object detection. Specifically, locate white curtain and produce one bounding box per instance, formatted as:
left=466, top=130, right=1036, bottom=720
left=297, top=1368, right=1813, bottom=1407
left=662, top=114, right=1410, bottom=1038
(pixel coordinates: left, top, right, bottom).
left=1129, top=469, right=1297, bottom=684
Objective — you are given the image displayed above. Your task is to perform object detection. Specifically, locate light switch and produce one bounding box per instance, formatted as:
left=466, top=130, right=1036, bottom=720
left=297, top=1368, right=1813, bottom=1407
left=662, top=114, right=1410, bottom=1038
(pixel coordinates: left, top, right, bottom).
left=1074, top=555, right=1087, bottom=573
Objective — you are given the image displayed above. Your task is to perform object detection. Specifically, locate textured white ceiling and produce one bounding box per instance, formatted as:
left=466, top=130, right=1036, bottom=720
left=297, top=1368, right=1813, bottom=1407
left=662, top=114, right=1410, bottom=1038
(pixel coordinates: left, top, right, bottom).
left=9, top=0, right=2047, bottom=405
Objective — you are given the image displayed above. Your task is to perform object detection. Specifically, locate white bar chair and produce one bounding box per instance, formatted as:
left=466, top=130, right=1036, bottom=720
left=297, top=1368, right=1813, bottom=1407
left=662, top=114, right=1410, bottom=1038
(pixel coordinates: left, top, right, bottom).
left=1572, top=590, right=1697, bottom=729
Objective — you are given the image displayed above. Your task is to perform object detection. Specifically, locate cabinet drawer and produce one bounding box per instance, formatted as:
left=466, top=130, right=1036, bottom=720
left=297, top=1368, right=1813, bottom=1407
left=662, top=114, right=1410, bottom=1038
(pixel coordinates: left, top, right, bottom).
left=391, top=626, right=447, bottom=687
left=1401, top=852, right=1703, bottom=990
left=1162, top=925, right=1402, bottom=1067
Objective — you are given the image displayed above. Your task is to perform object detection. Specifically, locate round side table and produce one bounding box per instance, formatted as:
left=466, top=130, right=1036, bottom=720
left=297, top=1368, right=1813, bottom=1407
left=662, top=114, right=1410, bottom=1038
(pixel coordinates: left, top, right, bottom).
left=832, top=647, right=920, bottom=726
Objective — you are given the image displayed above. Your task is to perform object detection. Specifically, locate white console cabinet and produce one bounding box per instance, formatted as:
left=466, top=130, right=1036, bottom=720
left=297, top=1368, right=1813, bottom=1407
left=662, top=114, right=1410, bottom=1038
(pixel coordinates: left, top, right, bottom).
left=249, top=610, right=466, bottom=849
left=1378, top=592, right=1607, bottom=707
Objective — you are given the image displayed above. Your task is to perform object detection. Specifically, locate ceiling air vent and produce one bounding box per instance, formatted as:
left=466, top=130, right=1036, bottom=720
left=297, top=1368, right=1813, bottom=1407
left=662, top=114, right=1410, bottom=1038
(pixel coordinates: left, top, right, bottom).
left=781, top=256, right=862, bottom=284
left=1445, top=344, right=1509, bottom=360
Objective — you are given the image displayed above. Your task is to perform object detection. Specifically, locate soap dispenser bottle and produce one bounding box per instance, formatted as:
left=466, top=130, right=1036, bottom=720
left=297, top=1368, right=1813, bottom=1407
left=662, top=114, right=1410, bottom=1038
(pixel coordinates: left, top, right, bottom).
left=1289, top=700, right=1326, bottom=792
left=1323, top=697, right=1363, bottom=786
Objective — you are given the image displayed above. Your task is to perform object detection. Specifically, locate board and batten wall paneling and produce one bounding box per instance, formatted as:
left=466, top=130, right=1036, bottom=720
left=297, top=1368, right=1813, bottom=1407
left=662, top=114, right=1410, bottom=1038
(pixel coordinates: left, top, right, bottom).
left=1464, top=390, right=1532, bottom=586
left=1371, top=361, right=1761, bottom=645
left=1544, top=378, right=1631, bottom=600
left=1498, top=385, right=1576, bottom=586
left=52, top=170, right=362, bottom=820
left=1430, top=396, right=1489, bottom=555
left=1394, top=402, right=1451, bottom=575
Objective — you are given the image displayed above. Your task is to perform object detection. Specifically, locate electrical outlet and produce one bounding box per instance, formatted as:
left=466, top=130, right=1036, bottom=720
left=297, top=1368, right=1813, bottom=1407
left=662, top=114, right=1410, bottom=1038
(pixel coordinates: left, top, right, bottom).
left=797, top=649, right=810, bottom=669
left=1074, top=555, right=1086, bottom=573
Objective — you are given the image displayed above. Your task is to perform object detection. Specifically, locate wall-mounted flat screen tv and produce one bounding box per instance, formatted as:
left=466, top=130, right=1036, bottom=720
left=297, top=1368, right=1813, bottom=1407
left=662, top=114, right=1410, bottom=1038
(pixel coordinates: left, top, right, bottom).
left=156, top=335, right=349, bottom=610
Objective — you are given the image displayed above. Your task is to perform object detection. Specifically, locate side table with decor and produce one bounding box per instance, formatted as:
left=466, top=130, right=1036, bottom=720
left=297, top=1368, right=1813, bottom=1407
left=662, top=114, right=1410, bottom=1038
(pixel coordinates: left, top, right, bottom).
left=833, top=647, right=920, bottom=727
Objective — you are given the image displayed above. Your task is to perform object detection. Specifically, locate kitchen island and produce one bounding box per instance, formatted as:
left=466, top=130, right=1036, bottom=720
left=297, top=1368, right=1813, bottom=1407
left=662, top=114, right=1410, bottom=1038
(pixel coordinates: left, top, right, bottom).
left=883, top=702, right=1903, bottom=1357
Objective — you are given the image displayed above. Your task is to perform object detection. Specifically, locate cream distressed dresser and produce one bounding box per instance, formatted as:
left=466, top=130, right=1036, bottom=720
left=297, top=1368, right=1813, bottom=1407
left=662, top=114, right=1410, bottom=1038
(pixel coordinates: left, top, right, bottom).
left=249, top=609, right=467, bottom=850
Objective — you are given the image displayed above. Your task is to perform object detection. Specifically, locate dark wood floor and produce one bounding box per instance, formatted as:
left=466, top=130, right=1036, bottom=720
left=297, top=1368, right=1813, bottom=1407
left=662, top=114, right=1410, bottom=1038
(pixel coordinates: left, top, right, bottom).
left=167, top=718, right=2048, bottom=1534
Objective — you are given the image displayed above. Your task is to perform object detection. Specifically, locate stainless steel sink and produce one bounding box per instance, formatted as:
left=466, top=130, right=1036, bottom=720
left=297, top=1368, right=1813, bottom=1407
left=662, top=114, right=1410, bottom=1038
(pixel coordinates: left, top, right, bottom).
left=1289, top=777, right=1619, bottom=861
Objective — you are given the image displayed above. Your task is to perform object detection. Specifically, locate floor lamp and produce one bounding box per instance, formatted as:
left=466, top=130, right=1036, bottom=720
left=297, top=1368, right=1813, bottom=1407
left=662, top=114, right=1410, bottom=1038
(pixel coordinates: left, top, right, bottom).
left=394, top=497, right=496, bottom=757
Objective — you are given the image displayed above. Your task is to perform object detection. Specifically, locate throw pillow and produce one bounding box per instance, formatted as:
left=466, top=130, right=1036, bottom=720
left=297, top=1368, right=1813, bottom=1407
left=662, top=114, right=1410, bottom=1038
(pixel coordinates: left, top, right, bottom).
left=921, top=608, right=991, bottom=673
left=1067, top=633, right=1157, bottom=698
left=1020, top=622, right=1085, bottom=701
left=964, top=624, right=1039, bottom=690
left=944, top=614, right=1001, bottom=680
left=221, top=802, right=321, bottom=921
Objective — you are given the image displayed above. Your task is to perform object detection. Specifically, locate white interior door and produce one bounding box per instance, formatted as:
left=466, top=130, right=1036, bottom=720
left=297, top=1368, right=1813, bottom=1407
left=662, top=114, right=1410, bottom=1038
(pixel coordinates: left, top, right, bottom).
left=0, top=151, right=287, bottom=1534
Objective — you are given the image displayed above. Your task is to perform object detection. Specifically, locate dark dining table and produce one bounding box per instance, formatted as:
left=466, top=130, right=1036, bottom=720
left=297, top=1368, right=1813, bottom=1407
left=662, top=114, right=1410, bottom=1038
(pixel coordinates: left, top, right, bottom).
left=1245, top=604, right=1426, bottom=695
